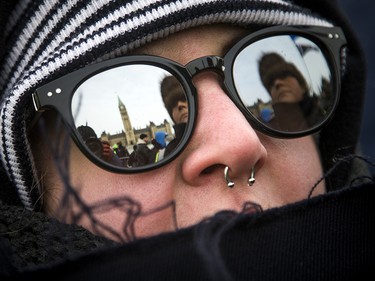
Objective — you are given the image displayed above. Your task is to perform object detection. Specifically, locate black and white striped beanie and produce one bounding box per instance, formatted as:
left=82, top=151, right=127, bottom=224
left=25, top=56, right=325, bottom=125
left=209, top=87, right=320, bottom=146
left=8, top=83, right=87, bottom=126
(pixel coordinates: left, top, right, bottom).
left=0, top=0, right=333, bottom=210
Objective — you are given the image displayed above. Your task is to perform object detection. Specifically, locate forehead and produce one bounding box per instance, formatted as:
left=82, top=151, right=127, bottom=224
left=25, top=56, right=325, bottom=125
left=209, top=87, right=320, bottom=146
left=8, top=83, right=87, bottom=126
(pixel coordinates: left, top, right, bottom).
left=132, top=24, right=250, bottom=65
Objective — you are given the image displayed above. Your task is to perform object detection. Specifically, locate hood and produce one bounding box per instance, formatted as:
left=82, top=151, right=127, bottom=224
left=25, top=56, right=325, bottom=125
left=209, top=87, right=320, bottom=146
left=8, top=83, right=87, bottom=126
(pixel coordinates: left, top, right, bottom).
left=155, top=131, right=167, bottom=149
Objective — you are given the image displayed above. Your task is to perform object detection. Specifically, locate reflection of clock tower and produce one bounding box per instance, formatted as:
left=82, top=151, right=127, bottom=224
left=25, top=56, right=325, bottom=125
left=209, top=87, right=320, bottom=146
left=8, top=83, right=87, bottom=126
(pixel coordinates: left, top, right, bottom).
left=118, top=96, right=136, bottom=145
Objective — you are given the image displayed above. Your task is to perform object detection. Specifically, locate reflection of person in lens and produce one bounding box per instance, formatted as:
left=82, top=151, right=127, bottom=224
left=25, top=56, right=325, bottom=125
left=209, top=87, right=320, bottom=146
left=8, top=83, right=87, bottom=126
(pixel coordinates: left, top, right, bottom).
left=77, top=125, right=121, bottom=165
left=151, top=131, right=168, bottom=162
left=160, top=75, right=188, bottom=156
left=259, top=53, right=308, bottom=103
left=134, top=133, right=154, bottom=166
left=114, top=141, right=130, bottom=167
left=258, top=52, right=314, bottom=131
left=127, top=144, right=138, bottom=167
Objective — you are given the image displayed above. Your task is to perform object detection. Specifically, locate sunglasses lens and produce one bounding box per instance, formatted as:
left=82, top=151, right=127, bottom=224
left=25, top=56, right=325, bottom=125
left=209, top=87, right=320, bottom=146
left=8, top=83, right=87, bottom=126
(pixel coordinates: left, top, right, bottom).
left=71, top=65, right=189, bottom=171
left=233, top=34, right=336, bottom=134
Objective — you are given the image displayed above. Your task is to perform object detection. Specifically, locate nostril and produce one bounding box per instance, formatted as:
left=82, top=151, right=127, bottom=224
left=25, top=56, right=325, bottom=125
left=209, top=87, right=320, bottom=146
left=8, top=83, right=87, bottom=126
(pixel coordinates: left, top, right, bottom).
left=202, top=164, right=222, bottom=174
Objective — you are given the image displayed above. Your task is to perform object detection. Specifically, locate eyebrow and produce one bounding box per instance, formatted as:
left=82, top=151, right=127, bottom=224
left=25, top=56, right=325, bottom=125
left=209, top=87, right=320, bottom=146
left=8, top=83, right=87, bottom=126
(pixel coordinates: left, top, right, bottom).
left=220, top=33, right=247, bottom=54
left=129, top=26, right=262, bottom=59
left=220, top=25, right=266, bottom=53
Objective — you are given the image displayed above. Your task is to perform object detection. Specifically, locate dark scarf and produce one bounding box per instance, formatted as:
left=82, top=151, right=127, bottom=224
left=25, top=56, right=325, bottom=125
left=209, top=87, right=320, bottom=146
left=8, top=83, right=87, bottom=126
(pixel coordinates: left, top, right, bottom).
left=1, top=181, right=374, bottom=280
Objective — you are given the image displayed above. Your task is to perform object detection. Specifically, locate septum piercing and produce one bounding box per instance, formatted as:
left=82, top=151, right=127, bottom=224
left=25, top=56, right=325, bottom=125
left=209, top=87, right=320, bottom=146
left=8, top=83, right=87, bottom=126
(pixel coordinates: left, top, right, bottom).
left=224, top=166, right=235, bottom=188
left=224, top=166, right=255, bottom=188
left=248, top=167, right=255, bottom=186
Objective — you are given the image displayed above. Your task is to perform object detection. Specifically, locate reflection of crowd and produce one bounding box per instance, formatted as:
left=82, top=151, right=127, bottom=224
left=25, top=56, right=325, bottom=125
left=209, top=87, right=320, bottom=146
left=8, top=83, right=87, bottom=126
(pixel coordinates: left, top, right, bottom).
left=113, top=141, right=130, bottom=166
left=133, top=133, right=153, bottom=166
left=152, top=131, right=168, bottom=162
left=77, top=125, right=122, bottom=166
left=126, top=131, right=169, bottom=167
left=77, top=126, right=170, bottom=168
left=77, top=75, right=188, bottom=168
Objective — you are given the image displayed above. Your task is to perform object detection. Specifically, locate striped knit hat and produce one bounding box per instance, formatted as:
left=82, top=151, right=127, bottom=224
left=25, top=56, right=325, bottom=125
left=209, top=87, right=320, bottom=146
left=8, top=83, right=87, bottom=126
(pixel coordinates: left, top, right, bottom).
left=0, top=0, right=362, bottom=210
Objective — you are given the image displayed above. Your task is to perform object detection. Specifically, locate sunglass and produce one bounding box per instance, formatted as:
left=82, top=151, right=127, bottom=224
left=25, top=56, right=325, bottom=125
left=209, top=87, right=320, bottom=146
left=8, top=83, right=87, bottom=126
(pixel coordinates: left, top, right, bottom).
left=32, top=25, right=346, bottom=173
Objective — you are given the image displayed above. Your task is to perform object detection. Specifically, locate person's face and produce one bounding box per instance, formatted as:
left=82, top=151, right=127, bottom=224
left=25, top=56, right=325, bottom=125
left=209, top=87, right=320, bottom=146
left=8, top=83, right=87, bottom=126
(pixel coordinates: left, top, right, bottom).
left=269, top=76, right=305, bottom=103
left=31, top=24, right=325, bottom=242
left=172, top=100, right=189, bottom=124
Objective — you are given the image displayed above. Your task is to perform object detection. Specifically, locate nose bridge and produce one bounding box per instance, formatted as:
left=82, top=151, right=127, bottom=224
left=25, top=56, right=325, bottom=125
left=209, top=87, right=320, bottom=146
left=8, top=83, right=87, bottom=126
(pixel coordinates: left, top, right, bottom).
left=185, top=56, right=225, bottom=77
left=180, top=66, right=267, bottom=187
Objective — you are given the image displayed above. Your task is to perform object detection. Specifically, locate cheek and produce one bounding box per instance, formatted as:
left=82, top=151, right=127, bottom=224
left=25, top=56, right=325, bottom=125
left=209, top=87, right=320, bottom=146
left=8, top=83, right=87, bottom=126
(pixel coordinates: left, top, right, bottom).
left=48, top=142, right=178, bottom=240
left=291, top=80, right=305, bottom=100
left=172, top=108, right=180, bottom=123
left=65, top=143, right=172, bottom=204
left=259, top=135, right=325, bottom=204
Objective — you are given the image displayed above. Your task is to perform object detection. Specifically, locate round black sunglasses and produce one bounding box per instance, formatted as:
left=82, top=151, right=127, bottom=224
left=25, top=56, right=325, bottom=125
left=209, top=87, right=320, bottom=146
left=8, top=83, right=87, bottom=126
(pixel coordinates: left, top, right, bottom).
left=31, top=25, right=347, bottom=173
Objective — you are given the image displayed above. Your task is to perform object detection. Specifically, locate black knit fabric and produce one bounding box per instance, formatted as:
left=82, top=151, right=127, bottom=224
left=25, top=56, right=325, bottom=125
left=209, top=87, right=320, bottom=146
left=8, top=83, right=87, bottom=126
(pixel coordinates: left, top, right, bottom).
left=0, top=202, right=117, bottom=270
left=1, top=182, right=373, bottom=280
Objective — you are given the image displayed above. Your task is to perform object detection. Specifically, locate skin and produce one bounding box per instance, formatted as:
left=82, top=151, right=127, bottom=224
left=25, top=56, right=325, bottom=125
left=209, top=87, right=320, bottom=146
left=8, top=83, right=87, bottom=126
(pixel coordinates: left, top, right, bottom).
left=31, top=24, right=325, bottom=242
left=140, top=136, right=149, bottom=143
left=172, top=101, right=189, bottom=124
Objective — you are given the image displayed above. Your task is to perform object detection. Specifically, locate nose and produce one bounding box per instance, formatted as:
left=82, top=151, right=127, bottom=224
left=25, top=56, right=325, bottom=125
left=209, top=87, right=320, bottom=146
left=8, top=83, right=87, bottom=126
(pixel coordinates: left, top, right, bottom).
left=180, top=71, right=267, bottom=187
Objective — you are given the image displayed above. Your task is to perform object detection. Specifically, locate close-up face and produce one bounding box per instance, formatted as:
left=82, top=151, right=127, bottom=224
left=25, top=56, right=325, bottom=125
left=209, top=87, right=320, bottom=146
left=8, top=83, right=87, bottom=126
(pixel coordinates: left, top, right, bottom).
left=269, top=76, right=305, bottom=103
left=172, top=100, right=189, bottom=124
left=30, top=24, right=326, bottom=243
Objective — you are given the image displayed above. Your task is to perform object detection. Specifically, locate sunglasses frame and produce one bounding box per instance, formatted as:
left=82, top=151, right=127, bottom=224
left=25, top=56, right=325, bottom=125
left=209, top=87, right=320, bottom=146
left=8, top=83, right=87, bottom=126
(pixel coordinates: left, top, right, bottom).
left=32, top=25, right=347, bottom=173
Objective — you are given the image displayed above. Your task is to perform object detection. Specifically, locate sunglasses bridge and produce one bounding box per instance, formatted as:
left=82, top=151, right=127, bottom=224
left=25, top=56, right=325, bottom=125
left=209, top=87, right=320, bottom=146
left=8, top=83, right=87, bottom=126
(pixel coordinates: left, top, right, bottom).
left=185, top=56, right=225, bottom=77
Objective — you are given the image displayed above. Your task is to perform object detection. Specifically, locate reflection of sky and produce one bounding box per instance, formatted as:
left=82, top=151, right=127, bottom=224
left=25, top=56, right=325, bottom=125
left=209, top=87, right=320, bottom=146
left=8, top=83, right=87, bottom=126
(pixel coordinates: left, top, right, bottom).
left=72, top=65, right=173, bottom=136
left=233, top=35, right=331, bottom=105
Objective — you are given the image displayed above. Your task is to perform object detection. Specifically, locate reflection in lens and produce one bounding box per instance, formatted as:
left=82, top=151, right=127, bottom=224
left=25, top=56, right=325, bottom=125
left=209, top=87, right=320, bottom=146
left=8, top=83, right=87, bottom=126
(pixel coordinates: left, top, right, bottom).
left=71, top=65, right=189, bottom=169
left=233, top=34, right=335, bottom=133
left=85, top=137, right=103, bottom=158
left=77, top=125, right=103, bottom=158
left=160, top=76, right=188, bottom=157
